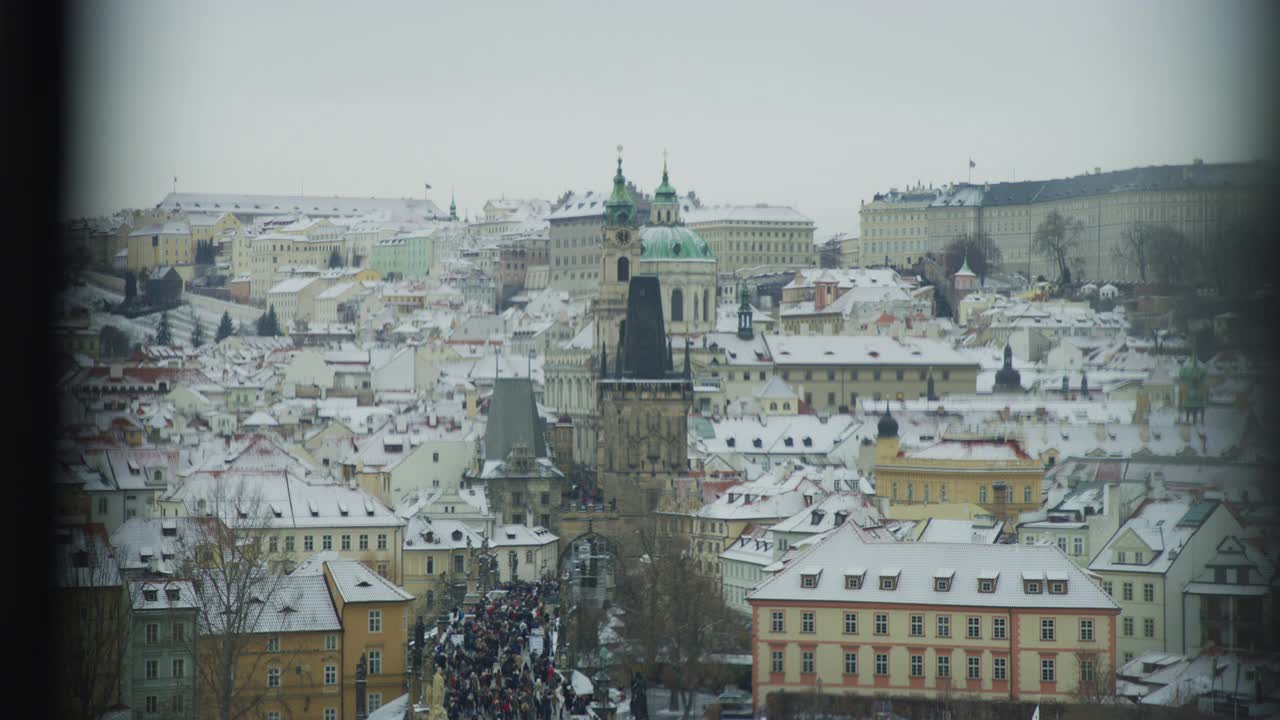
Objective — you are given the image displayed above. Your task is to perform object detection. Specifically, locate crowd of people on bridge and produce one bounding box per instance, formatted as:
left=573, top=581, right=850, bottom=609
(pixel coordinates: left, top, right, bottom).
left=435, top=580, right=591, bottom=720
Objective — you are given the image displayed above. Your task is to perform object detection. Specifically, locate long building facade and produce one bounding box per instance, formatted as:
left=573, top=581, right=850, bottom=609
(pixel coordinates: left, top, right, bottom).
left=748, top=524, right=1120, bottom=709
left=858, top=160, right=1268, bottom=282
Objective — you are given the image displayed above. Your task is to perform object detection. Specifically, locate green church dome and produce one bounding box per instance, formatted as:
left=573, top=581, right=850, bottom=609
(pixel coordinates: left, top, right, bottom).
left=640, top=225, right=715, bottom=259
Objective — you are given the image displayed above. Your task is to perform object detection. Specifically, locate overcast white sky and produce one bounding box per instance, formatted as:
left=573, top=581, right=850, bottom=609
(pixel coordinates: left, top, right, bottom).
left=63, top=0, right=1277, bottom=236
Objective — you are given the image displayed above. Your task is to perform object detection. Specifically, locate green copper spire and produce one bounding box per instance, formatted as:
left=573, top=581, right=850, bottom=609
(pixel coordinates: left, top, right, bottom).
left=957, top=254, right=974, bottom=275
left=605, top=145, right=636, bottom=227
left=654, top=149, right=677, bottom=200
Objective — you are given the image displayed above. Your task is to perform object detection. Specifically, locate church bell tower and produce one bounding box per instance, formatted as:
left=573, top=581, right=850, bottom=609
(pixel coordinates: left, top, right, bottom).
left=594, top=146, right=641, bottom=360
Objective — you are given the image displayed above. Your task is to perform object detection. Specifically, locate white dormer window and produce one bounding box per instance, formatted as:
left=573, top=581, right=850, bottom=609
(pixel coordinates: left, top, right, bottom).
left=1025, top=581, right=1042, bottom=594
left=802, top=575, right=817, bottom=589
left=1134, top=551, right=1144, bottom=564
left=1049, top=581, right=1067, bottom=594
left=879, top=571, right=899, bottom=591
left=1117, top=550, right=1127, bottom=564
left=979, top=579, right=995, bottom=593
left=935, top=578, right=951, bottom=592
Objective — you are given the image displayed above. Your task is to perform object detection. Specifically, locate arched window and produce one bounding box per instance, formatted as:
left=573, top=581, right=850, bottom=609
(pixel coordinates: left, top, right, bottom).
left=617, top=257, right=629, bottom=282
left=671, top=289, right=684, bottom=322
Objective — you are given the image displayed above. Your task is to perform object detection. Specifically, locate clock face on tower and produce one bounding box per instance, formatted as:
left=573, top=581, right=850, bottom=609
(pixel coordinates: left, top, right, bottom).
left=616, top=229, right=631, bottom=246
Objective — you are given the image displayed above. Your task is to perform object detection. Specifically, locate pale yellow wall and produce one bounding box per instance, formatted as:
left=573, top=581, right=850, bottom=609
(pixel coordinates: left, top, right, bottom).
left=776, top=365, right=978, bottom=410
left=752, top=601, right=1114, bottom=704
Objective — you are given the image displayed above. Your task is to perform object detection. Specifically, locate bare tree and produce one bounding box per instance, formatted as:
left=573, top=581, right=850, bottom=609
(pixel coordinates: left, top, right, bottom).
left=1146, top=225, right=1196, bottom=289
left=1032, top=210, right=1084, bottom=286
left=614, top=530, right=749, bottom=720
left=175, top=478, right=296, bottom=720
left=54, top=524, right=130, bottom=720
left=943, top=231, right=1002, bottom=283
left=1113, top=221, right=1155, bottom=282
left=1070, top=651, right=1119, bottom=705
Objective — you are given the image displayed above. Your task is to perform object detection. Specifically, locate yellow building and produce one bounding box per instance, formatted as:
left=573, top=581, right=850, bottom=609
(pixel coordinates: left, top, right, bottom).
left=765, top=335, right=979, bottom=412
left=127, top=221, right=193, bottom=272
left=187, top=211, right=242, bottom=244
left=402, top=517, right=485, bottom=618
left=197, top=574, right=344, bottom=720
left=872, top=412, right=1043, bottom=520
left=321, top=559, right=414, bottom=718
left=748, top=523, right=1119, bottom=709
left=858, top=187, right=937, bottom=269
left=158, top=470, right=406, bottom=584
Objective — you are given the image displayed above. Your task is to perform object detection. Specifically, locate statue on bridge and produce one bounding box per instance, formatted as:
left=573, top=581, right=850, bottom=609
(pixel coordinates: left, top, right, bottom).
left=629, top=673, right=649, bottom=720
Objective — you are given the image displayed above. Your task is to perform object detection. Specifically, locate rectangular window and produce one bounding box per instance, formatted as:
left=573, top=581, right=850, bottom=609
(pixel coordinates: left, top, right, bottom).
left=369, top=649, right=382, bottom=674
left=910, top=654, right=923, bottom=677
left=1080, top=619, right=1094, bottom=641
left=801, top=611, right=815, bottom=633
left=993, top=617, right=1006, bottom=640
left=844, top=651, right=858, bottom=674
left=1041, top=658, right=1055, bottom=683
left=369, top=694, right=382, bottom=712
left=1143, top=583, right=1154, bottom=602
left=1103, top=581, right=1113, bottom=596
left=268, top=667, right=281, bottom=688
left=968, top=656, right=981, bottom=680
left=936, top=655, right=950, bottom=678
left=1123, top=617, right=1134, bottom=637
left=360, top=535, right=369, bottom=550
left=285, top=536, right=295, bottom=552
left=145, top=697, right=158, bottom=713
left=771, top=611, right=784, bottom=633
left=269, top=536, right=278, bottom=553
left=267, top=635, right=280, bottom=652
left=874, top=613, right=888, bottom=635
left=875, top=653, right=888, bottom=676
left=325, top=665, right=337, bottom=685
left=1073, top=537, right=1084, bottom=556
left=801, top=651, right=814, bottom=674
left=342, top=535, right=351, bottom=550
left=1143, top=618, right=1155, bottom=638
left=369, top=610, right=382, bottom=633
left=378, top=534, right=388, bottom=550
left=1123, top=582, right=1133, bottom=601
left=322, top=535, right=332, bottom=550
left=910, top=614, right=924, bottom=637
left=146, top=623, right=159, bottom=644
left=304, top=535, right=314, bottom=551
left=1041, top=618, right=1055, bottom=641
left=145, top=660, right=158, bottom=679
left=1080, top=658, right=1097, bottom=684
left=326, top=634, right=337, bottom=651
left=968, top=616, right=981, bottom=639
left=994, top=656, right=1007, bottom=680
left=937, top=615, right=951, bottom=638
left=172, top=658, right=185, bottom=678
left=172, top=695, right=184, bottom=713
left=325, top=709, right=337, bottom=720
left=843, top=612, right=857, bottom=634
left=173, top=623, right=185, bottom=643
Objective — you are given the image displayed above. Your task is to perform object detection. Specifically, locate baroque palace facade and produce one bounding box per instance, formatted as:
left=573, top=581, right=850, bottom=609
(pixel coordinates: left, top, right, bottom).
left=858, top=159, right=1268, bottom=281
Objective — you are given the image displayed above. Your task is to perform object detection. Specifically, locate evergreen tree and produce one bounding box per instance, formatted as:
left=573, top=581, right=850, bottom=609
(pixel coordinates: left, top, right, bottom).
left=215, top=311, right=235, bottom=342
left=124, top=272, right=137, bottom=302
left=190, top=311, right=206, bottom=348
left=155, top=311, right=173, bottom=345
left=257, top=305, right=281, bottom=336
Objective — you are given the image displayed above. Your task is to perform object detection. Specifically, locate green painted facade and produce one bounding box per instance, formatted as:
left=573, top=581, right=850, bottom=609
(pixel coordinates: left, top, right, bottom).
left=371, top=231, right=434, bottom=279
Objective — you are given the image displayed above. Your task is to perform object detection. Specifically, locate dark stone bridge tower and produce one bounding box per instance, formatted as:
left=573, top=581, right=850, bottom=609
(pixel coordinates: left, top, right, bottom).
left=595, top=275, right=693, bottom=549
